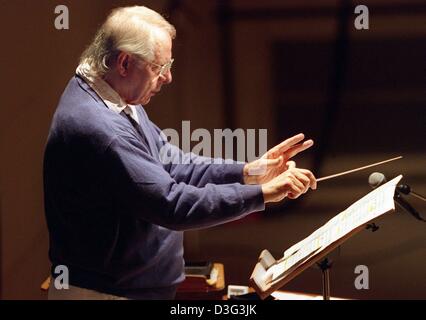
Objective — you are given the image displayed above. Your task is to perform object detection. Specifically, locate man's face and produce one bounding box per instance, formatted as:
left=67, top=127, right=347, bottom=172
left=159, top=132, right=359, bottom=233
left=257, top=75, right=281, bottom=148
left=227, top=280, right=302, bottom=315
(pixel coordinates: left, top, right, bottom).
left=124, top=32, right=173, bottom=105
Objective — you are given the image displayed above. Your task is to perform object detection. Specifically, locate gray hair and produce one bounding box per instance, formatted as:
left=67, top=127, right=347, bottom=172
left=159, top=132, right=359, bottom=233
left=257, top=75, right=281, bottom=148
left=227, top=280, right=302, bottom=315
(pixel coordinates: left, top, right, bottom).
left=80, top=6, right=176, bottom=76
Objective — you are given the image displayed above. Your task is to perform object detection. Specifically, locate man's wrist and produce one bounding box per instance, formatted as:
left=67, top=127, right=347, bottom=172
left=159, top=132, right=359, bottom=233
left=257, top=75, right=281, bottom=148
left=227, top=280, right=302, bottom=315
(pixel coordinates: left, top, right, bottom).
left=243, top=163, right=258, bottom=185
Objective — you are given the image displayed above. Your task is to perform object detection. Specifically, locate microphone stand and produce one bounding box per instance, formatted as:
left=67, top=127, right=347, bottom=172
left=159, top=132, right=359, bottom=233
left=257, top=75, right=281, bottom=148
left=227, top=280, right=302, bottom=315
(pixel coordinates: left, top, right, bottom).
left=398, top=184, right=426, bottom=202
left=316, top=258, right=332, bottom=300
left=410, top=192, right=426, bottom=202
left=394, top=191, right=426, bottom=222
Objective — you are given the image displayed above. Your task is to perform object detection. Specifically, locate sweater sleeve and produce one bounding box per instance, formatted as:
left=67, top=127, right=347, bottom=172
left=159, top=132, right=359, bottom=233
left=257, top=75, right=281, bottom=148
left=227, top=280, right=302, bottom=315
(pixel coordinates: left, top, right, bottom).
left=149, top=120, right=247, bottom=187
left=105, top=135, right=265, bottom=231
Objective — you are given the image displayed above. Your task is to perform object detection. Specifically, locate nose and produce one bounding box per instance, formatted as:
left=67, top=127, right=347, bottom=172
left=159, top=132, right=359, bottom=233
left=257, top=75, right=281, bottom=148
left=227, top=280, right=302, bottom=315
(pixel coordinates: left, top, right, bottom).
left=160, top=69, right=172, bottom=84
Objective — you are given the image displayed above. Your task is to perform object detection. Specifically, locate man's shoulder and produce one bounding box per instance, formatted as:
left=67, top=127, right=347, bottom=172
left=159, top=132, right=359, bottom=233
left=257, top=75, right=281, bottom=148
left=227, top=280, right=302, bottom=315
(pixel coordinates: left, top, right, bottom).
left=48, top=76, right=125, bottom=151
left=58, top=75, right=102, bottom=112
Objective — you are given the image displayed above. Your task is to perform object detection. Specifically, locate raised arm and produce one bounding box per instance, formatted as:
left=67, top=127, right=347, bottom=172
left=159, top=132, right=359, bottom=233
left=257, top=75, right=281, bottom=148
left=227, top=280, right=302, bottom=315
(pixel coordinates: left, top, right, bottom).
left=105, top=135, right=265, bottom=231
left=150, top=120, right=246, bottom=187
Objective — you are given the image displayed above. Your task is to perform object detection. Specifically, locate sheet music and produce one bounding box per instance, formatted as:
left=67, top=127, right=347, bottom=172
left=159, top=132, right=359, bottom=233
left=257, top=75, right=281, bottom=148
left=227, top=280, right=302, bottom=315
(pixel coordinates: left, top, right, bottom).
left=265, top=175, right=403, bottom=284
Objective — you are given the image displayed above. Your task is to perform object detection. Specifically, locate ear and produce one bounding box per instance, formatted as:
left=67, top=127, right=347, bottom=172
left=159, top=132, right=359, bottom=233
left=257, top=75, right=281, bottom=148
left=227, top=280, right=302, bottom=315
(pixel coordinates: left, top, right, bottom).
left=116, top=52, right=131, bottom=77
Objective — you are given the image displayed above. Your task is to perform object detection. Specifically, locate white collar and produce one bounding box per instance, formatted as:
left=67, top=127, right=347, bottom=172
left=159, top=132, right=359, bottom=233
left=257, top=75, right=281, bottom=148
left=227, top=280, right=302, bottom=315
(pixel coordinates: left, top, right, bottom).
left=76, top=63, right=140, bottom=124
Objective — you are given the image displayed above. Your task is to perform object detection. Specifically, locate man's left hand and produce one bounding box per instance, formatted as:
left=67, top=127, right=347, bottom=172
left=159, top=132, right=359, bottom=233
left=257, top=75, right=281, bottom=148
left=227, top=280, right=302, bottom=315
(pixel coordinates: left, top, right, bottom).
left=243, top=133, right=314, bottom=185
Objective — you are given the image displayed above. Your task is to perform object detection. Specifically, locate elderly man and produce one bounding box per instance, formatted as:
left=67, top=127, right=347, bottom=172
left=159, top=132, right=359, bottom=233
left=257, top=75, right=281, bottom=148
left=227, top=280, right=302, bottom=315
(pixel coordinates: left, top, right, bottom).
left=44, top=6, right=316, bottom=300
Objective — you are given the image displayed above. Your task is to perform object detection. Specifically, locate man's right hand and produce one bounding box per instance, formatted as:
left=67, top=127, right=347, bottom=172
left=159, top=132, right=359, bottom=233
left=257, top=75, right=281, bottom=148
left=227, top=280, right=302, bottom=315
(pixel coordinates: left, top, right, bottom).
left=261, top=161, right=317, bottom=203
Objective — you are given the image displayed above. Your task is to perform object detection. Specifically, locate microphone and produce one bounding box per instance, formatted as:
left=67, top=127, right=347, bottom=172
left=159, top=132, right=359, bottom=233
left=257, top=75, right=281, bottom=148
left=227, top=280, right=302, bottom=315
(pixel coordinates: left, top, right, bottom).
left=368, top=172, right=425, bottom=222
left=369, top=173, right=426, bottom=201
left=368, top=172, right=387, bottom=189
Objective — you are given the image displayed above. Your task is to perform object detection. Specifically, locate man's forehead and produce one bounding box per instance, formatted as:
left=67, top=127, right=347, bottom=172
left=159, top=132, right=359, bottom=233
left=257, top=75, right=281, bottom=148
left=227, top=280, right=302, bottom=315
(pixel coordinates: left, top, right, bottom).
left=152, top=28, right=172, bottom=47
left=153, top=32, right=173, bottom=62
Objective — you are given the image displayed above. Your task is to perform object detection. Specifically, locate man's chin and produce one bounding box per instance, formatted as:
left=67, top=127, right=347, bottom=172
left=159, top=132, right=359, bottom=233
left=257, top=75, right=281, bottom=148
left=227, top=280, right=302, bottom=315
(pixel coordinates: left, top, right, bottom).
left=141, top=97, right=151, bottom=105
left=131, top=97, right=151, bottom=106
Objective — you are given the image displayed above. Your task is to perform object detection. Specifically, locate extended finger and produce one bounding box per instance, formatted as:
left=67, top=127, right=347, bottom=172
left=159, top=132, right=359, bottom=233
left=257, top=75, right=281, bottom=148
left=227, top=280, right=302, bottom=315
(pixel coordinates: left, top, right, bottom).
left=285, top=139, right=314, bottom=159
left=267, top=134, right=305, bottom=157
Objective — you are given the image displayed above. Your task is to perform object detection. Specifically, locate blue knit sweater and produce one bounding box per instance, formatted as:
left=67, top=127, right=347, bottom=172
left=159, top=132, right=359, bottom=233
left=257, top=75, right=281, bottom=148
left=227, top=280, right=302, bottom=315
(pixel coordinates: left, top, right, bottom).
left=43, top=76, right=265, bottom=298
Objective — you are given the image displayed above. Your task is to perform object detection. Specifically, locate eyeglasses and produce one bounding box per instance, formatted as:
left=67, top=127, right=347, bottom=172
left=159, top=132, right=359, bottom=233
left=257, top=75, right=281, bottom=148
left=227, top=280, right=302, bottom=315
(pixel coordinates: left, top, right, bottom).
left=149, top=58, right=174, bottom=78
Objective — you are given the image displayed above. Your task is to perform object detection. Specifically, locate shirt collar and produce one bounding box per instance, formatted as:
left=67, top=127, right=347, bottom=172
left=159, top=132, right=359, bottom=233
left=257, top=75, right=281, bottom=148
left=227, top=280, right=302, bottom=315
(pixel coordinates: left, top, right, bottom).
left=76, top=63, right=140, bottom=124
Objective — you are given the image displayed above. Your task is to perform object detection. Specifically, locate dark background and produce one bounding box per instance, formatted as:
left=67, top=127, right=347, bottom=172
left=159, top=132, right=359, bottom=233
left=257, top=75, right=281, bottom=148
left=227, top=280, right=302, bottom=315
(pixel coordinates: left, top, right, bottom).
left=0, top=0, right=425, bottom=299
